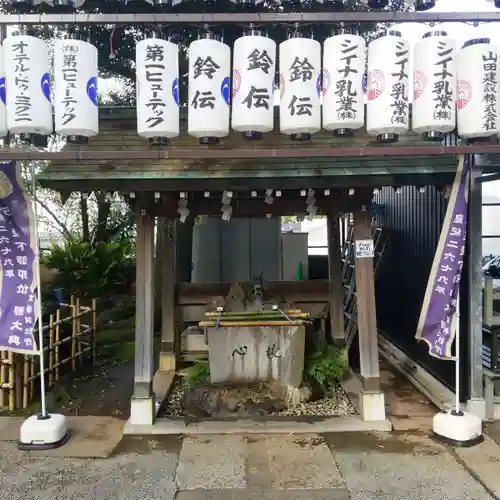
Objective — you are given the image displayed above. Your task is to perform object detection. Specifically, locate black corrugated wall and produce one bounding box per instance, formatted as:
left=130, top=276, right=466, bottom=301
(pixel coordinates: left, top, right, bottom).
left=374, top=186, right=469, bottom=397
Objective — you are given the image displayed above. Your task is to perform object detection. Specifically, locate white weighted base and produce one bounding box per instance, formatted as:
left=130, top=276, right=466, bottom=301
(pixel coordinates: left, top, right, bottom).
left=18, top=413, right=70, bottom=451
left=432, top=409, right=484, bottom=448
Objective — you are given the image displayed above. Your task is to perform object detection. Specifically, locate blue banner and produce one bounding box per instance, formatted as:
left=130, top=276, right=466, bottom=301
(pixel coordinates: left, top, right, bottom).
left=0, top=161, right=38, bottom=353
left=415, top=154, right=471, bottom=359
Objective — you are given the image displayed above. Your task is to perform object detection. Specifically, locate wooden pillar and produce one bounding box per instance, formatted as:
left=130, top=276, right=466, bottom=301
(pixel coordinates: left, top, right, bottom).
left=159, top=218, right=176, bottom=372
left=130, top=211, right=155, bottom=425
left=175, top=218, right=194, bottom=282
left=327, top=214, right=345, bottom=345
left=353, top=207, right=385, bottom=421
left=467, top=161, right=485, bottom=417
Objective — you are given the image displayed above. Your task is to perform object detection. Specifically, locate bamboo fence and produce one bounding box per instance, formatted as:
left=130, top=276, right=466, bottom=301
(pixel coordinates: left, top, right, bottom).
left=0, top=297, right=97, bottom=412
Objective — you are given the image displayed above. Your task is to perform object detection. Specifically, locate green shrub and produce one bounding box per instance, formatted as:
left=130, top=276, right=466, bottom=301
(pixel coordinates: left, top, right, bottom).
left=304, top=344, right=348, bottom=391
left=183, top=361, right=210, bottom=387
left=42, top=236, right=134, bottom=298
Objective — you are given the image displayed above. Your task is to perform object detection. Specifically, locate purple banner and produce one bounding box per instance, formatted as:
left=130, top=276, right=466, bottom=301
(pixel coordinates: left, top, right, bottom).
left=0, top=161, right=38, bottom=353
left=415, top=154, right=471, bottom=359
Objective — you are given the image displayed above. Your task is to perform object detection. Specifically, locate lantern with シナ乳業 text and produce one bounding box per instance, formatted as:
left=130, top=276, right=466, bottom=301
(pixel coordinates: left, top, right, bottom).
left=366, top=31, right=410, bottom=143
left=412, top=31, right=456, bottom=141
left=322, top=33, right=366, bottom=137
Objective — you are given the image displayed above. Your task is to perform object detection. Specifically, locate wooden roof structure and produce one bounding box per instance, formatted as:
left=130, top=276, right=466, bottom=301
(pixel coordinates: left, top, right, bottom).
left=38, top=107, right=464, bottom=193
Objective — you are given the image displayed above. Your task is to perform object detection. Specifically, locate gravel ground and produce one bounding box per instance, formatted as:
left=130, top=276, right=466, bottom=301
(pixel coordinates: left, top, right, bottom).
left=0, top=438, right=180, bottom=500
left=163, top=379, right=185, bottom=419
left=162, top=379, right=356, bottom=419
left=272, top=384, right=357, bottom=417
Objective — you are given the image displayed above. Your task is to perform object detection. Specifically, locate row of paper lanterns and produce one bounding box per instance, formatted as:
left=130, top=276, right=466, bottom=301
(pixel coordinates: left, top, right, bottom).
left=0, top=31, right=499, bottom=144
left=0, top=35, right=98, bottom=142
left=140, top=31, right=500, bottom=142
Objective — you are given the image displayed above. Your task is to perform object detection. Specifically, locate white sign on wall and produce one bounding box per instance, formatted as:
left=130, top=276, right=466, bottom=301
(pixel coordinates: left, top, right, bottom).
left=355, top=239, right=375, bottom=259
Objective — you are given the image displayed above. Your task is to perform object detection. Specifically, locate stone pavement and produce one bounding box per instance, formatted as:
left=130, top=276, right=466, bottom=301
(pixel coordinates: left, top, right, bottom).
left=0, top=430, right=499, bottom=499
left=174, top=432, right=497, bottom=500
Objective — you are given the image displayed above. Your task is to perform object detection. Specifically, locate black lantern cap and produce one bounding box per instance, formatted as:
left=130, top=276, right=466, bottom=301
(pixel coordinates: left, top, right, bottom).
left=415, top=0, right=435, bottom=11
left=9, top=0, right=34, bottom=13
left=367, top=0, right=389, bottom=9
left=52, top=0, right=75, bottom=13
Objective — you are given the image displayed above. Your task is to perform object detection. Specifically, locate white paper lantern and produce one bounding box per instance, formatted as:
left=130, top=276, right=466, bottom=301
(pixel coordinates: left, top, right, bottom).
left=136, top=38, right=179, bottom=143
left=457, top=38, right=500, bottom=139
left=0, top=45, right=7, bottom=138
left=412, top=31, right=456, bottom=140
left=53, top=39, right=98, bottom=140
left=188, top=38, right=231, bottom=143
left=366, top=32, right=410, bottom=142
left=322, top=34, right=366, bottom=135
left=279, top=37, right=321, bottom=140
left=3, top=35, right=52, bottom=136
left=231, top=34, right=276, bottom=139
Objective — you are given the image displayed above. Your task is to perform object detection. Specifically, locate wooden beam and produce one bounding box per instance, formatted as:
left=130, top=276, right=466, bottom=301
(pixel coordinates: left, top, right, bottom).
left=0, top=12, right=497, bottom=25
left=3, top=144, right=500, bottom=161
left=353, top=208, right=380, bottom=392
left=327, top=214, right=345, bottom=346
left=132, top=191, right=372, bottom=218
left=39, top=171, right=456, bottom=194
left=133, top=213, right=155, bottom=399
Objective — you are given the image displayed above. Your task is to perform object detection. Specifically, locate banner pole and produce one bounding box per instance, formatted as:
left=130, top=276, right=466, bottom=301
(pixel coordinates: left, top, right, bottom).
left=31, top=161, right=48, bottom=419
left=455, top=291, right=460, bottom=414
left=18, top=160, right=69, bottom=450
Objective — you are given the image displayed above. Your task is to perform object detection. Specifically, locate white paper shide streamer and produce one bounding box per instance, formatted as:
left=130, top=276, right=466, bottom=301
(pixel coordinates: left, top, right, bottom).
left=456, top=38, right=500, bottom=139
left=366, top=32, right=410, bottom=142
left=323, top=34, right=366, bottom=135
left=279, top=37, right=321, bottom=139
left=413, top=32, right=456, bottom=140
left=53, top=39, right=99, bottom=139
left=136, top=38, right=179, bottom=142
left=4, top=35, right=52, bottom=135
left=188, top=38, right=231, bottom=142
left=231, top=34, right=276, bottom=138
left=0, top=45, right=7, bottom=138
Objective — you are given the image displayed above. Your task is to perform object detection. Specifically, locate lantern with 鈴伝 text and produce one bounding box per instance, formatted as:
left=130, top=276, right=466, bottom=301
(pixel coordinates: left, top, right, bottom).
left=412, top=31, right=456, bottom=141
left=366, top=31, right=410, bottom=143
left=4, top=34, right=53, bottom=139
left=53, top=38, right=99, bottom=144
left=279, top=35, right=321, bottom=141
left=136, top=38, right=179, bottom=146
left=231, top=30, right=276, bottom=140
left=456, top=38, right=500, bottom=140
left=322, top=34, right=366, bottom=136
left=188, top=35, right=231, bottom=145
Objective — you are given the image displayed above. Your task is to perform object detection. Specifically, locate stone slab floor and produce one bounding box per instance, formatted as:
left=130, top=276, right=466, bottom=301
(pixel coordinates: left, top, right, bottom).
left=0, top=431, right=498, bottom=500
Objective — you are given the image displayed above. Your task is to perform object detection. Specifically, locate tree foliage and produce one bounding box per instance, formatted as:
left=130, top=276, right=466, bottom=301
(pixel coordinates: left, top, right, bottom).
left=42, top=235, right=135, bottom=297
left=14, top=0, right=409, bottom=105
left=4, top=0, right=408, bottom=245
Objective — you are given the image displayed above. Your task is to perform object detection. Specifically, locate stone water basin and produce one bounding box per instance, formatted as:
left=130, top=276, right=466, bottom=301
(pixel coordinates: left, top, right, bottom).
left=206, top=325, right=305, bottom=388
